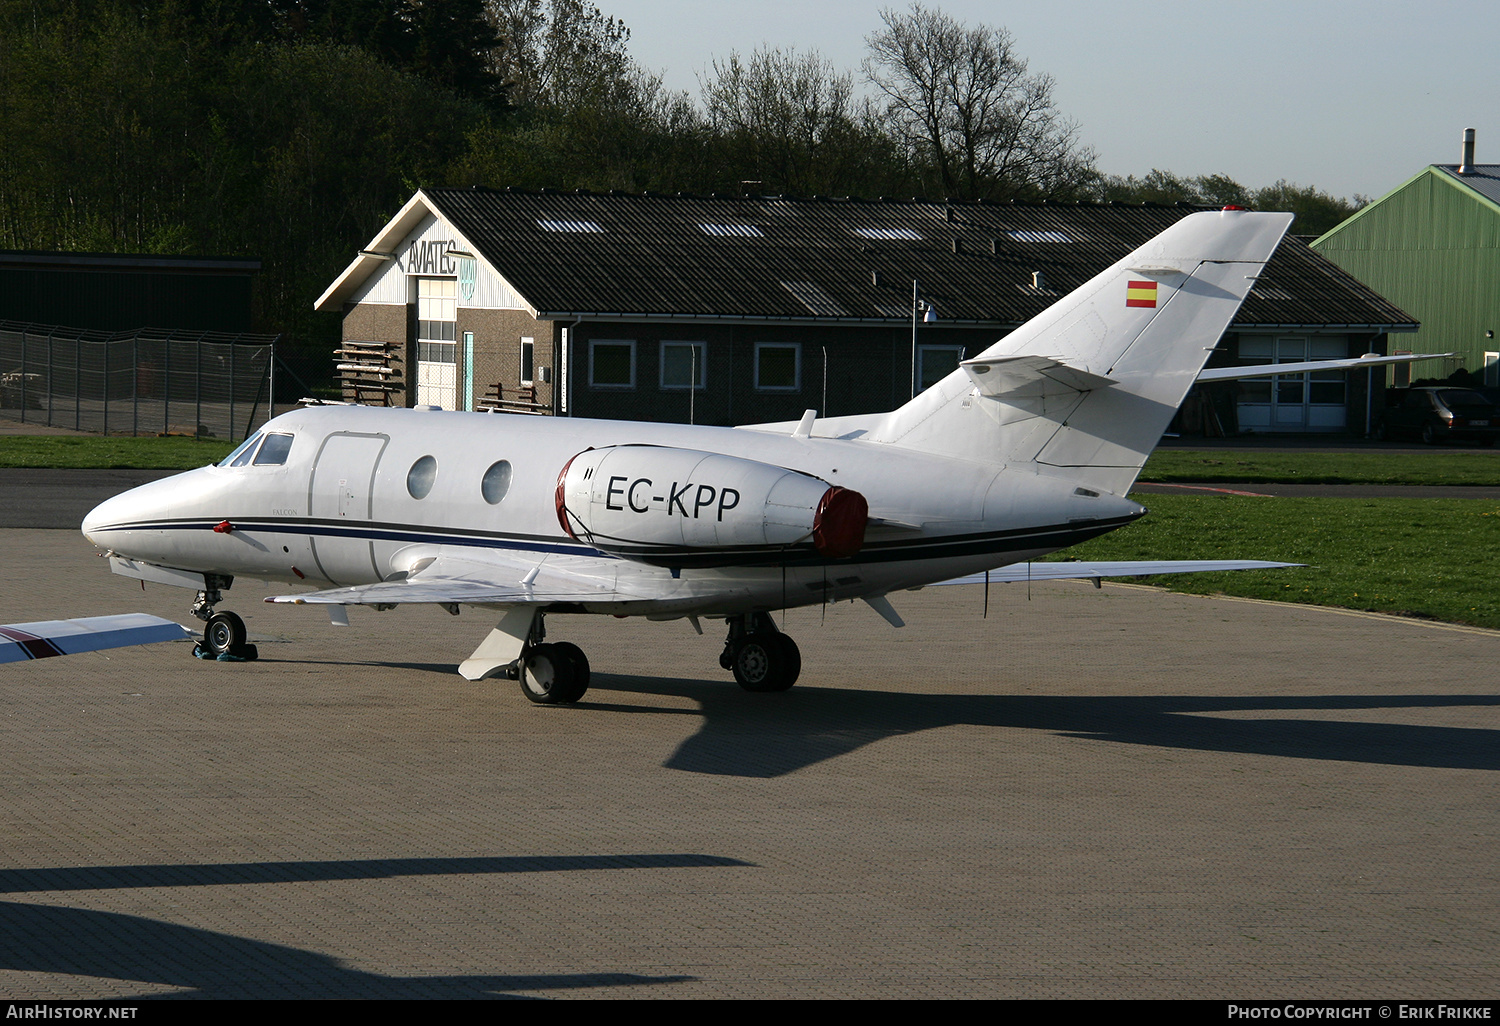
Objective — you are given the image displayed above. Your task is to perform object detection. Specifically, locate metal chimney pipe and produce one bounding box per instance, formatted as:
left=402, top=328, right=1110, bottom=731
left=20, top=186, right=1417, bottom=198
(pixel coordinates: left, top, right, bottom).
left=1460, top=128, right=1476, bottom=174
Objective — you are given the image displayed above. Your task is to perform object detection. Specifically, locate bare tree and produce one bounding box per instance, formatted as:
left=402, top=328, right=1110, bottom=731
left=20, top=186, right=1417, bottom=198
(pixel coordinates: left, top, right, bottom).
left=486, top=0, right=634, bottom=108
left=701, top=47, right=892, bottom=196
left=864, top=3, right=1095, bottom=200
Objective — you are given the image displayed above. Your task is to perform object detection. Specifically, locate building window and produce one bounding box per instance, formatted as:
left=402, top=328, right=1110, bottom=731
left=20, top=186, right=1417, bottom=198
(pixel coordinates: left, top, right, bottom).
left=917, top=345, right=965, bottom=392
left=755, top=343, right=800, bottom=391
left=660, top=342, right=706, bottom=390
left=590, top=340, right=635, bottom=388
left=520, top=337, right=535, bottom=386
left=416, top=277, right=457, bottom=360
left=415, top=277, right=457, bottom=409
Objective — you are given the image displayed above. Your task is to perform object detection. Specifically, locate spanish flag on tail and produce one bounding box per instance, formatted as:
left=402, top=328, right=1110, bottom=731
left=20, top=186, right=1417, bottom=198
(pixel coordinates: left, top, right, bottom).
left=1126, top=280, right=1158, bottom=308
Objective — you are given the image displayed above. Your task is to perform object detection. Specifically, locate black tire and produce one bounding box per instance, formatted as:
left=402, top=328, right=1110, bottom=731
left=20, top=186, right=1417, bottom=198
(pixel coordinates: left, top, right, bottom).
left=519, top=643, right=583, bottom=705
left=1422, top=423, right=1437, bottom=445
left=1374, top=421, right=1388, bottom=442
left=765, top=633, right=801, bottom=691
left=732, top=632, right=801, bottom=692
left=203, top=611, right=247, bottom=657
left=550, top=641, right=590, bottom=702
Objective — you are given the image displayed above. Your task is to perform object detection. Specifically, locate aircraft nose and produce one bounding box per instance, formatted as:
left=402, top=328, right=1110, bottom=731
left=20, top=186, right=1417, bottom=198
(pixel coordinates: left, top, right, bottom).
left=82, top=490, right=133, bottom=546
left=81, top=471, right=197, bottom=548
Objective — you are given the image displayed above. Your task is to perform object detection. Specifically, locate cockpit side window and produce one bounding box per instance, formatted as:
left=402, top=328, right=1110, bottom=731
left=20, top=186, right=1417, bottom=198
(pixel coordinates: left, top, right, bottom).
left=252, top=433, right=294, bottom=466
left=223, top=432, right=263, bottom=467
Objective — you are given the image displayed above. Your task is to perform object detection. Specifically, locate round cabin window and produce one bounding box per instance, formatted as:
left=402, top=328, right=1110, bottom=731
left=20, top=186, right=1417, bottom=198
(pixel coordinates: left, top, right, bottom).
left=481, top=460, right=513, bottom=504
left=406, top=455, right=437, bottom=499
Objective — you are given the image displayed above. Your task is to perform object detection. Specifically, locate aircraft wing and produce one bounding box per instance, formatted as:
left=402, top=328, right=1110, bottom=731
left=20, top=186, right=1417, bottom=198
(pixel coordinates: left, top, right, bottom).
left=931, top=560, right=1301, bottom=586
left=0, top=614, right=194, bottom=663
left=265, top=550, right=644, bottom=607
left=1196, top=353, right=1453, bottom=383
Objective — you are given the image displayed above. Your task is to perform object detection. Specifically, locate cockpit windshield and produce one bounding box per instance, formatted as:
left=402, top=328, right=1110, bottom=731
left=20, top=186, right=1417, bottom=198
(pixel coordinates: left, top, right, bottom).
left=221, top=432, right=262, bottom=467
left=218, top=432, right=294, bottom=468
left=253, top=433, right=294, bottom=465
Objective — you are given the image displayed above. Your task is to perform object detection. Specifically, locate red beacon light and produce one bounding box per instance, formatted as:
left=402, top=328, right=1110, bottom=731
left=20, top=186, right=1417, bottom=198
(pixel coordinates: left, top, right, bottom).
left=1222, top=204, right=1248, bottom=211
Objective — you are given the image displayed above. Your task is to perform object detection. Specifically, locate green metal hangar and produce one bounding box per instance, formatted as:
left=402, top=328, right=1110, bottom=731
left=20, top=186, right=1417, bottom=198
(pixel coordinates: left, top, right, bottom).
left=317, top=188, right=1414, bottom=435
left=1312, top=129, right=1500, bottom=388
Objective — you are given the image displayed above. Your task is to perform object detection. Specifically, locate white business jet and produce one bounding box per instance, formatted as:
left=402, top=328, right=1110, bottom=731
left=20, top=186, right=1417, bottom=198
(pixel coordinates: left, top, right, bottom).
left=49, top=210, right=1431, bottom=700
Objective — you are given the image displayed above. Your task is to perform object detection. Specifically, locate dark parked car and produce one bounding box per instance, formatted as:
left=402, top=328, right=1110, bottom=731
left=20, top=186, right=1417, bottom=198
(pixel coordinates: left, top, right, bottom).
left=1378, top=387, right=1500, bottom=445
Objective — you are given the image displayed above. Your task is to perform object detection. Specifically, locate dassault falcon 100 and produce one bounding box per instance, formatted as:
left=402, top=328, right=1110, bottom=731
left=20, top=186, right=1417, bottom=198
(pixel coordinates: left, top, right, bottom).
left=44, top=209, right=1433, bottom=700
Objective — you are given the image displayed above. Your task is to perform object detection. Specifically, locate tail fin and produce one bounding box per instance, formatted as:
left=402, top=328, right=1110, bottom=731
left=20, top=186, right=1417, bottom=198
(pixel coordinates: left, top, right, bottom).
left=872, top=209, right=1293, bottom=495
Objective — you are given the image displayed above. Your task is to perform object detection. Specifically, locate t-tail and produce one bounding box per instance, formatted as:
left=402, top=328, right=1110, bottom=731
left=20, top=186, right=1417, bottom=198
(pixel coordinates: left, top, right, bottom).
left=871, top=209, right=1294, bottom=496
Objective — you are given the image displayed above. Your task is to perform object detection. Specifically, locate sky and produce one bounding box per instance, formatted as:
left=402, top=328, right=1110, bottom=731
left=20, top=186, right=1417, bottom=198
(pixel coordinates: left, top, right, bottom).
left=602, top=0, right=1498, bottom=200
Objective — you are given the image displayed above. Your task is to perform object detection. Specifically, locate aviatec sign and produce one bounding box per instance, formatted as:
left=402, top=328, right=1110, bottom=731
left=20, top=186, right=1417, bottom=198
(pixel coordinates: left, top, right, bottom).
left=400, top=239, right=461, bottom=276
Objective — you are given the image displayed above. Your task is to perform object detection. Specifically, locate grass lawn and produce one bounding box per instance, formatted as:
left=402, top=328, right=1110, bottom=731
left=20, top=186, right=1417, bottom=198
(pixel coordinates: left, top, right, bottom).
left=0, top=435, right=237, bottom=469
left=1140, top=449, right=1500, bottom=486
left=1059, top=494, right=1500, bottom=630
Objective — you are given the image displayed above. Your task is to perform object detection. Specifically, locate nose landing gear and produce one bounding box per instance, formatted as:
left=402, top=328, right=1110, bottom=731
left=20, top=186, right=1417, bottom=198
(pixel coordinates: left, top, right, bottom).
left=190, top=576, right=258, bottom=661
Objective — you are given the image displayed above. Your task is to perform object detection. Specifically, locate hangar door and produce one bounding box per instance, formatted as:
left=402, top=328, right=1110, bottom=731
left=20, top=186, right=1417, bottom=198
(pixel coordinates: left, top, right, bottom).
left=1236, top=336, right=1347, bottom=433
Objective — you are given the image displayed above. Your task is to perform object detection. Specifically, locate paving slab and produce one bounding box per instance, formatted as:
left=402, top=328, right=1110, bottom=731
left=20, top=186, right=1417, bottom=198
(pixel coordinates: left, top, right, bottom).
left=0, top=529, right=1497, bottom=999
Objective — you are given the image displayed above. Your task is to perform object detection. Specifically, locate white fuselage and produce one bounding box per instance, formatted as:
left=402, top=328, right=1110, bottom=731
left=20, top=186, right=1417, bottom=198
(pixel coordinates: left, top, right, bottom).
left=81, top=405, right=1143, bottom=617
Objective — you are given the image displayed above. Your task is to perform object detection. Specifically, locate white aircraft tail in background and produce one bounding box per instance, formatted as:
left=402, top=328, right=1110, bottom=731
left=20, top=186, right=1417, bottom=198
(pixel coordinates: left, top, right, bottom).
left=792, top=210, right=1296, bottom=496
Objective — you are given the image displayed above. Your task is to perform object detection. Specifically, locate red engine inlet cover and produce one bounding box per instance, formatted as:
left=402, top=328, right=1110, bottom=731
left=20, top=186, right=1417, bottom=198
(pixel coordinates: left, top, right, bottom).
left=812, top=486, right=868, bottom=559
left=555, top=450, right=585, bottom=539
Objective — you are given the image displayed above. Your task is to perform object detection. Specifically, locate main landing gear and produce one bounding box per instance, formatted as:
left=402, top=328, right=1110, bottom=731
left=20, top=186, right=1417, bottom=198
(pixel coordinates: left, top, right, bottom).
left=720, top=612, right=801, bottom=693
left=505, top=610, right=801, bottom=706
left=518, top=639, right=591, bottom=705
left=513, top=613, right=590, bottom=705
left=465, top=608, right=807, bottom=704
left=190, top=576, right=258, bottom=661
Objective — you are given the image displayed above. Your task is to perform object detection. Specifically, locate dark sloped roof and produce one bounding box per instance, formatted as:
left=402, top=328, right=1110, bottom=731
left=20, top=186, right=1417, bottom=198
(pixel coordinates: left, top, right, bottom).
left=420, top=188, right=1416, bottom=330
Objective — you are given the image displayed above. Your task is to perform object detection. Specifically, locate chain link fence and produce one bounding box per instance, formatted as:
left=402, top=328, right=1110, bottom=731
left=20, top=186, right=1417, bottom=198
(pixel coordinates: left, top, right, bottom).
left=0, top=321, right=283, bottom=440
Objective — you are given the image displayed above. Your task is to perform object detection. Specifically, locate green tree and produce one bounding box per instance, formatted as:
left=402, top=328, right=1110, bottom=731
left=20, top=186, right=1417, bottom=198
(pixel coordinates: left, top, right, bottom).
left=1251, top=180, right=1365, bottom=236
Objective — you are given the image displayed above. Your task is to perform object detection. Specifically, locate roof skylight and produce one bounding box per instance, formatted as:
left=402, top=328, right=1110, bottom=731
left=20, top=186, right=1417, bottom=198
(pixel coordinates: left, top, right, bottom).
left=700, top=223, right=764, bottom=238
left=537, top=219, right=604, bottom=233
left=1006, top=230, right=1072, bottom=243
left=781, top=280, right=847, bottom=317
left=855, top=227, right=923, bottom=241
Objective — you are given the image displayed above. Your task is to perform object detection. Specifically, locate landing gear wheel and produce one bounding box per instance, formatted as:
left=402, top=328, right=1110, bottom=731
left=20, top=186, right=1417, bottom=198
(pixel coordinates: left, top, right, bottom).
left=1374, top=421, right=1388, bottom=442
left=1422, top=423, right=1437, bottom=445
left=519, top=643, right=586, bottom=705
left=733, top=633, right=801, bottom=692
left=202, top=611, right=256, bottom=660
left=550, top=641, right=591, bottom=701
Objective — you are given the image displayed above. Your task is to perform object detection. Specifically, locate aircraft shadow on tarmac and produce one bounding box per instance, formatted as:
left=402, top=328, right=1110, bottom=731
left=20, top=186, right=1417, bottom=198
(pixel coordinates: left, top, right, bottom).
left=585, top=676, right=1500, bottom=779
left=0, top=855, right=736, bottom=998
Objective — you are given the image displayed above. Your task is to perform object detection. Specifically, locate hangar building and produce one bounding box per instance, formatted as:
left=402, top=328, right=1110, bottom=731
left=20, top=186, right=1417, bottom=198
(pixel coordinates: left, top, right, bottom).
left=1312, top=129, right=1500, bottom=388
left=317, top=189, right=1415, bottom=435
left=0, top=251, right=260, bottom=333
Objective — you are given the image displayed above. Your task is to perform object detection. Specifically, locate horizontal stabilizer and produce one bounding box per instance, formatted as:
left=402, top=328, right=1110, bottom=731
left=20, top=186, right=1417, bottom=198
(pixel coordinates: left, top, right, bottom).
left=1197, top=353, right=1455, bottom=383
left=962, top=354, right=1117, bottom=398
left=931, top=560, right=1301, bottom=587
left=0, top=613, right=194, bottom=663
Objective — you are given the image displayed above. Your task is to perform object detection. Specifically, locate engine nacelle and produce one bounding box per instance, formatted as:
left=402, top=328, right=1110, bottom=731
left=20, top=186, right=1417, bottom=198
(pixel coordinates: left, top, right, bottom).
left=555, top=445, right=867, bottom=567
